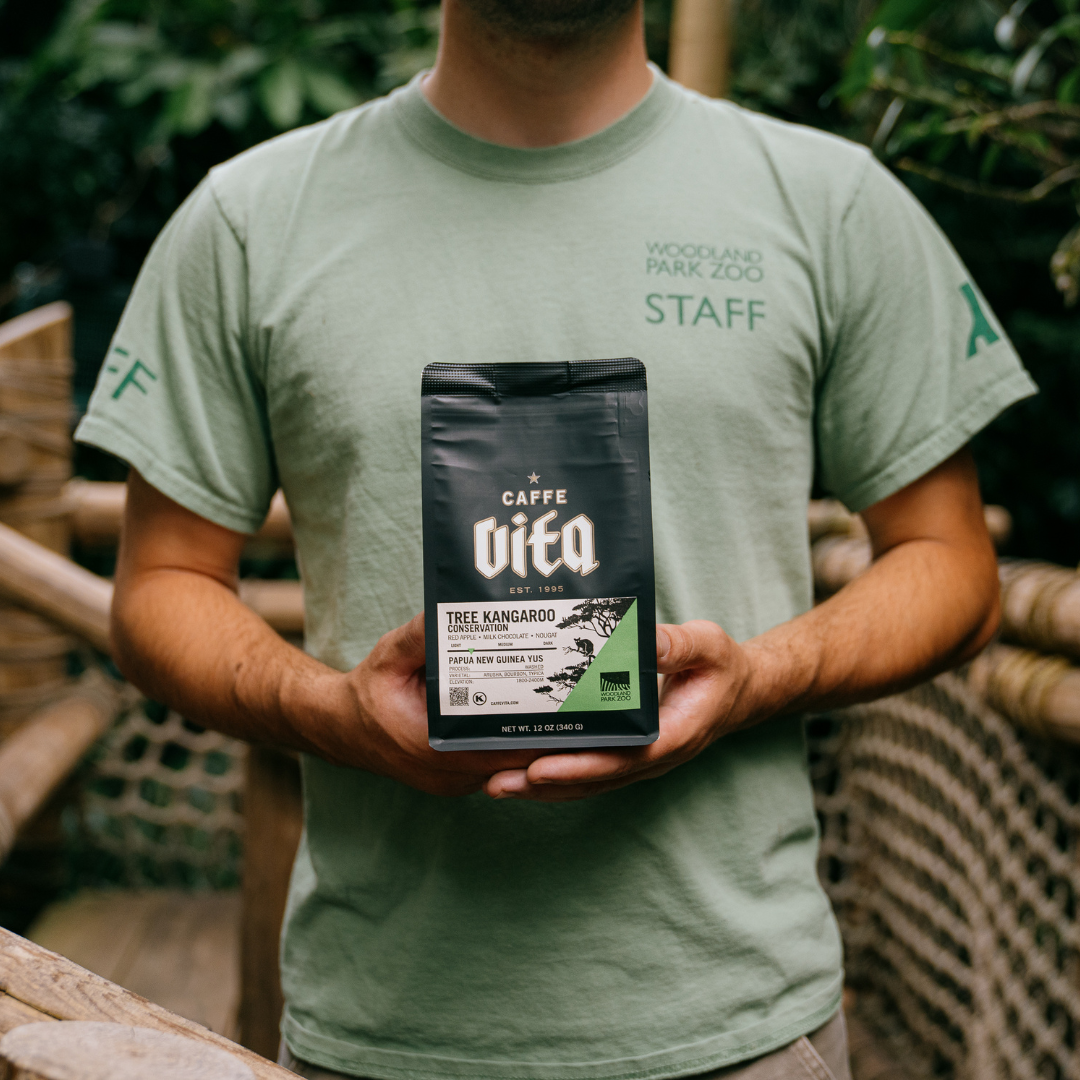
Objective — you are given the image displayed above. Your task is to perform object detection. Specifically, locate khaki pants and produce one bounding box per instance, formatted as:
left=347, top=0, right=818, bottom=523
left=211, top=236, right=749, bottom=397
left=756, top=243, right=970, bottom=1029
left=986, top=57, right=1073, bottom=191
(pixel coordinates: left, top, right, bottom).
left=279, top=1010, right=852, bottom=1080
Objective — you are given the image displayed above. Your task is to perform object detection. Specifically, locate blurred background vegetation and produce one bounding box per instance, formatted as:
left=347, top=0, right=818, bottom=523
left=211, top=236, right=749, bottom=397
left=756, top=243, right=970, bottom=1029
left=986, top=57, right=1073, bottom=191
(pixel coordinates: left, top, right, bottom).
left=2, top=0, right=1080, bottom=562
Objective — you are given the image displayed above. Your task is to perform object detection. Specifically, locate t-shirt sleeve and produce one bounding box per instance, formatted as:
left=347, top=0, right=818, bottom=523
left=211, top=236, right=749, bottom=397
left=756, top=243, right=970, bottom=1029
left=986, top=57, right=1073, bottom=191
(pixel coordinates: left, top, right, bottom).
left=75, top=177, right=276, bottom=534
left=815, top=157, right=1037, bottom=512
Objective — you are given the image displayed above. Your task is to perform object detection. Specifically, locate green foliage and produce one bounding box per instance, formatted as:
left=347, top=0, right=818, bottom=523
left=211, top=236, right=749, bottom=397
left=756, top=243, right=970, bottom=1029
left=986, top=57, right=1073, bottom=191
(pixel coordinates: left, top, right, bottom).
left=728, top=0, right=876, bottom=120
left=725, top=1, right=1080, bottom=563
left=825, top=1, right=1080, bottom=563
left=0, top=0, right=438, bottom=284
left=838, top=0, right=944, bottom=104
left=33, top=0, right=437, bottom=143
left=842, top=1, right=1080, bottom=305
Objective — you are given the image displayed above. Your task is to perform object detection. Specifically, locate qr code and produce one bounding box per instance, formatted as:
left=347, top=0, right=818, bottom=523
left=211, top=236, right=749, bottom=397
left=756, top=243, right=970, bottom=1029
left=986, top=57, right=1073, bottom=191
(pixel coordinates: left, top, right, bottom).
left=449, top=687, right=469, bottom=707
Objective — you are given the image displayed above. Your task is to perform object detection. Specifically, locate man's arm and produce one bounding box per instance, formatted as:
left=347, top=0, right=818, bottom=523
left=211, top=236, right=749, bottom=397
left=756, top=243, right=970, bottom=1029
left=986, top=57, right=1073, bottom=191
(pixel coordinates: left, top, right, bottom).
left=486, top=447, right=999, bottom=800
left=111, top=470, right=543, bottom=796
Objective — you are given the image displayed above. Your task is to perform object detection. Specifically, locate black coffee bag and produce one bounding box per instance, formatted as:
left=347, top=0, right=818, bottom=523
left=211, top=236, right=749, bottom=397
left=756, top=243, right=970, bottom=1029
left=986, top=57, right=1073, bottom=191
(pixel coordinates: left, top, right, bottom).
left=421, top=359, right=658, bottom=750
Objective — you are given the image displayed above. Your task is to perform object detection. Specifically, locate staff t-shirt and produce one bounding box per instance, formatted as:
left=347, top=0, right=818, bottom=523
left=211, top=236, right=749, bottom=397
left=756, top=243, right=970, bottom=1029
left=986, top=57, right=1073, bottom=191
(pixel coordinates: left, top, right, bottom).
left=76, top=68, right=1035, bottom=1080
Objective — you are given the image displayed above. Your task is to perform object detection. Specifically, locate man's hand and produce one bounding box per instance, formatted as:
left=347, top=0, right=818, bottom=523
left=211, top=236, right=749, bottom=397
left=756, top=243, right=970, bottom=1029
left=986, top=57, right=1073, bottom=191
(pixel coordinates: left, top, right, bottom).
left=112, top=472, right=543, bottom=798
left=485, top=447, right=1000, bottom=801
left=116, top=446, right=998, bottom=803
left=485, top=621, right=755, bottom=801
left=325, top=613, right=546, bottom=796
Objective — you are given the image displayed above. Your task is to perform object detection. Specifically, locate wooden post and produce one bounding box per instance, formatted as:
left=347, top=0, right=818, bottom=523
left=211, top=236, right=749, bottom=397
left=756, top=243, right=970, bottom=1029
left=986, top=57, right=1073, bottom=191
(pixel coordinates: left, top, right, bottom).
left=0, top=303, right=76, bottom=735
left=668, top=0, right=732, bottom=98
left=239, top=746, right=303, bottom=1060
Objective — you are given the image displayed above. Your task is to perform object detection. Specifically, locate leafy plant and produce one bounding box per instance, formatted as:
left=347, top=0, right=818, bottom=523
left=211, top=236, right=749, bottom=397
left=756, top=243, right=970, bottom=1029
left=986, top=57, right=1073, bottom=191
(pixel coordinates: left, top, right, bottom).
left=841, top=0, right=1080, bottom=305
left=0, top=0, right=439, bottom=283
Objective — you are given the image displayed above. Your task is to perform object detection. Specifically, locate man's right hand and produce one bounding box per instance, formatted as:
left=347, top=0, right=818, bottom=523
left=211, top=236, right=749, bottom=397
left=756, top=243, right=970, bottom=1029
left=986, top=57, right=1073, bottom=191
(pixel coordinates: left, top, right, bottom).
left=112, top=472, right=544, bottom=797
left=318, top=613, right=548, bottom=796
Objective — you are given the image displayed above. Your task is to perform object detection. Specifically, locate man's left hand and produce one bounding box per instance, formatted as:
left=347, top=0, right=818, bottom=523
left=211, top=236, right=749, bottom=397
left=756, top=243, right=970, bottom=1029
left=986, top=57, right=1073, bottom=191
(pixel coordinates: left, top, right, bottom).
left=484, top=621, right=757, bottom=801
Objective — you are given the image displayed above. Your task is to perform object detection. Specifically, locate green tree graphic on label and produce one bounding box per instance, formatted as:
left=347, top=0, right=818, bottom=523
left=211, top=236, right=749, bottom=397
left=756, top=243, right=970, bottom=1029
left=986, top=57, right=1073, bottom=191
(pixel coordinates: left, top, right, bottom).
left=530, top=599, right=640, bottom=712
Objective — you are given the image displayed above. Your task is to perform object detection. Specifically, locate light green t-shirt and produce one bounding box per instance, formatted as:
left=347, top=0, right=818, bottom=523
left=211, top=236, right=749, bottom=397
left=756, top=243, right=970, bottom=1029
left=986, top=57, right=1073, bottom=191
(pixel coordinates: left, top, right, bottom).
left=77, top=69, right=1035, bottom=1080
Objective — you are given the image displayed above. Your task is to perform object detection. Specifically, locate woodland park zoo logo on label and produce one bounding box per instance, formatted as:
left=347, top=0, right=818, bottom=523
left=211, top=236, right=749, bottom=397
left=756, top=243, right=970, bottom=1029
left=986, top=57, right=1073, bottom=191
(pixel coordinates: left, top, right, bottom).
left=600, top=670, right=632, bottom=703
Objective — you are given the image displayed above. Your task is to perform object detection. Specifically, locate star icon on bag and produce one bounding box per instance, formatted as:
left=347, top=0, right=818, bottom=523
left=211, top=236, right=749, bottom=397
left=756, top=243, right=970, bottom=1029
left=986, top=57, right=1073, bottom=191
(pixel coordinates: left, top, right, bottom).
left=527, top=472, right=540, bottom=484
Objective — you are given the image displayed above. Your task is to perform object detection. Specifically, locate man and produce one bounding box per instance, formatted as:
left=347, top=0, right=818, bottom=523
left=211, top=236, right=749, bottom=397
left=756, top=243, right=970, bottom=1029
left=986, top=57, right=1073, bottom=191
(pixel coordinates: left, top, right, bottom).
left=75, top=0, right=1035, bottom=1076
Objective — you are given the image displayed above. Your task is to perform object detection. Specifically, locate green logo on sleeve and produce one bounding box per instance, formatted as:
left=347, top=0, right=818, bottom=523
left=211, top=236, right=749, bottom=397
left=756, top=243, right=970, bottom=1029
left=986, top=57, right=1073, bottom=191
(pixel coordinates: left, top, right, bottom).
left=960, top=283, right=1000, bottom=357
left=110, top=355, right=158, bottom=400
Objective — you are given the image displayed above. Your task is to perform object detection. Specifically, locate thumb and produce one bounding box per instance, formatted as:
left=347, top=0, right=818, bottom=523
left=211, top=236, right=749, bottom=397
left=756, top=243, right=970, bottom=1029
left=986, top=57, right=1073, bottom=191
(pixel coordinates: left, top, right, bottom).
left=656, top=620, right=730, bottom=675
left=369, top=612, right=426, bottom=674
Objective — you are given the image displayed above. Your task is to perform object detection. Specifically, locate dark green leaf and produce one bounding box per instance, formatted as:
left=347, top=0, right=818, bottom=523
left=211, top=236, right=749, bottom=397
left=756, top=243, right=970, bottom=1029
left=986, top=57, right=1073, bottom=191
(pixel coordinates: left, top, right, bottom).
left=302, top=64, right=361, bottom=116
left=259, top=57, right=304, bottom=129
left=838, top=0, right=942, bottom=104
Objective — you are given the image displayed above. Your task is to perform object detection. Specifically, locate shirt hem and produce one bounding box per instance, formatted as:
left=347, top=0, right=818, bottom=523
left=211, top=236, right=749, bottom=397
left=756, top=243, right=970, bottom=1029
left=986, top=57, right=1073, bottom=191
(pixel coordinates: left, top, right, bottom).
left=74, top=416, right=270, bottom=535
left=835, top=368, right=1037, bottom=513
left=280, top=979, right=842, bottom=1080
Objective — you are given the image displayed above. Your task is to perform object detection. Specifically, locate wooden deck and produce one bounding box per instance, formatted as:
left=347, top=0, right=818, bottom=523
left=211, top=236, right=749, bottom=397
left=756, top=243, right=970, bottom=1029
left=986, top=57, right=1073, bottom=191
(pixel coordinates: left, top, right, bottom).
left=26, top=889, right=241, bottom=1041
left=22, top=889, right=910, bottom=1079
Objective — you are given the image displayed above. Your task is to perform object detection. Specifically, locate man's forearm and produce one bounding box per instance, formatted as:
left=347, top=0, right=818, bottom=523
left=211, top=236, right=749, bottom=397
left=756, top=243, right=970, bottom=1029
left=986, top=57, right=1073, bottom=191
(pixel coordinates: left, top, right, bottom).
left=111, top=567, right=347, bottom=755
left=739, top=532, right=999, bottom=725
left=737, top=451, right=1000, bottom=724
left=112, top=472, right=548, bottom=795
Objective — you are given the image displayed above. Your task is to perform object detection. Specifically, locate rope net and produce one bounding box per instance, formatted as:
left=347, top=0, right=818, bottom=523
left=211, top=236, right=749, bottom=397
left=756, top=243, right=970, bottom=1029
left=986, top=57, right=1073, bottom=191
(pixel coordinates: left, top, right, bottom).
left=80, top=696, right=245, bottom=889
left=809, top=672, right=1080, bottom=1080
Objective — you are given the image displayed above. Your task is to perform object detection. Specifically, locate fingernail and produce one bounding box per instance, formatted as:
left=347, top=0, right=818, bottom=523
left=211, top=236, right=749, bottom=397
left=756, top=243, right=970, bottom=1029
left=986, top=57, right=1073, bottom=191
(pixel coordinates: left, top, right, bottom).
left=656, top=628, right=670, bottom=662
left=490, top=770, right=529, bottom=797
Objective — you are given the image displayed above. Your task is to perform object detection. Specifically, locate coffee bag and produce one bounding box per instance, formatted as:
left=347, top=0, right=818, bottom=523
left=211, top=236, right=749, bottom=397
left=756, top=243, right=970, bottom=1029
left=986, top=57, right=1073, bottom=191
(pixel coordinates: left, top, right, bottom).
left=421, top=359, right=658, bottom=750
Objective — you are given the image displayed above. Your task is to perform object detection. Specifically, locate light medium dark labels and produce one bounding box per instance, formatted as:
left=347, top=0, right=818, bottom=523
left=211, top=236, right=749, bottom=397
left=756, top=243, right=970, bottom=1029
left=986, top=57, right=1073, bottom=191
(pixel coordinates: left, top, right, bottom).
left=438, top=597, right=640, bottom=715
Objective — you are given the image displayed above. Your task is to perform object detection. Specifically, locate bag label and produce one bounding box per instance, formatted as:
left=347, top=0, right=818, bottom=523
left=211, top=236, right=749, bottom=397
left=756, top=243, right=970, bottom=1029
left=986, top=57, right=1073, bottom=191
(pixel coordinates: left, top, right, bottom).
left=437, top=597, right=640, bottom=716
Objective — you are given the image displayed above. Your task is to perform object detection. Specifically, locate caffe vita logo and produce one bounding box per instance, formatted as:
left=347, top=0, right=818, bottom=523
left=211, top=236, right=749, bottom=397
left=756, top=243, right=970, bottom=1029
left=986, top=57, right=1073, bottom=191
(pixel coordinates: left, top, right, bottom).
left=474, top=474, right=598, bottom=580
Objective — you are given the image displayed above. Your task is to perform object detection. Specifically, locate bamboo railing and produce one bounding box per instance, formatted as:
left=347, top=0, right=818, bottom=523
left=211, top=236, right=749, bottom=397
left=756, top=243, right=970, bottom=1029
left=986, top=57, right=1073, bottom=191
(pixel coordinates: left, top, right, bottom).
left=0, top=304, right=77, bottom=739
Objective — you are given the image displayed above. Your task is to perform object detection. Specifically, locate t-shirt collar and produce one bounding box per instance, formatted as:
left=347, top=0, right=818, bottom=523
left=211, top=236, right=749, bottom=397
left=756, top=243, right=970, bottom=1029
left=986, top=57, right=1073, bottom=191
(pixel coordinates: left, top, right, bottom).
left=391, top=64, right=681, bottom=183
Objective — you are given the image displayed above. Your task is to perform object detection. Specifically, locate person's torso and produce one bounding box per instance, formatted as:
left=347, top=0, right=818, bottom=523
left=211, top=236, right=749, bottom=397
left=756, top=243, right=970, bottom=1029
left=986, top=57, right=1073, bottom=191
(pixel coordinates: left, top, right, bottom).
left=209, top=75, right=851, bottom=1075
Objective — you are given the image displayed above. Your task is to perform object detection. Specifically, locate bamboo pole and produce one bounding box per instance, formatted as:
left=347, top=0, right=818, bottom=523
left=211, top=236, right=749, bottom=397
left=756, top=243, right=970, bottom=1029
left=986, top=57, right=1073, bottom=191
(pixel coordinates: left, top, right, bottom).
left=967, top=642, right=1080, bottom=744
left=811, top=535, right=873, bottom=595
left=0, top=519, right=304, bottom=644
left=236, top=581, right=304, bottom=636
left=0, top=521, right=111, bottom=653
left=66, top=481, right=293, bottom=550
left=66, top=482, right=1014, bottom=557
left=811, top=506, right=1014, bottom=597
left=997, top=559, right=1080, bottom=660
left=0, top=673, right=119, bottom=861
left=668, top=0, right=732, bottom=98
